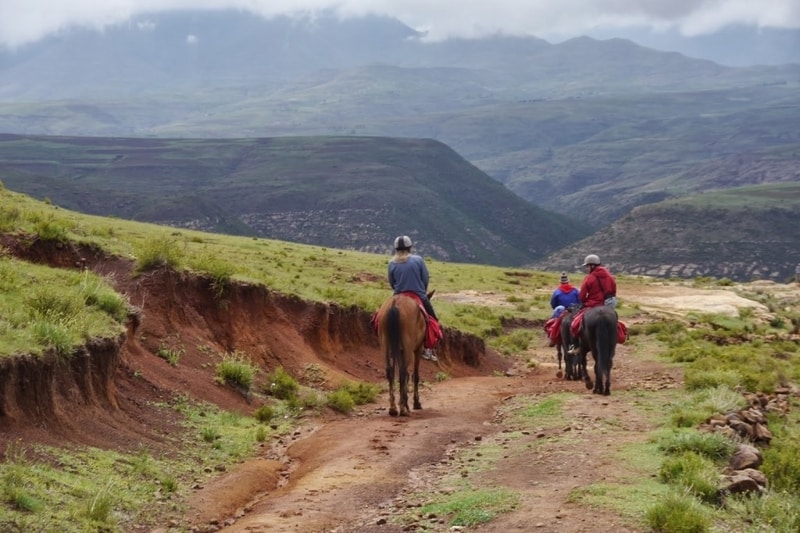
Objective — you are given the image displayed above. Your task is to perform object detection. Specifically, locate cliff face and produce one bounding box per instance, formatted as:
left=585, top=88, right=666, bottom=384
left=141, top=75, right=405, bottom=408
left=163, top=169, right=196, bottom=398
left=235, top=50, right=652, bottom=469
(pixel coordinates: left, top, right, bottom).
left=0, top=237, right=503, bottom=454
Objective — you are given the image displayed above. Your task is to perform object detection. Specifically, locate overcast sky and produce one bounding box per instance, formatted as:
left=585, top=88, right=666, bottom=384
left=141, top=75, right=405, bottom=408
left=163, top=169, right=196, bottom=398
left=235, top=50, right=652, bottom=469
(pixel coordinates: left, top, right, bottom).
left=1, top=0, right=799, bottom=49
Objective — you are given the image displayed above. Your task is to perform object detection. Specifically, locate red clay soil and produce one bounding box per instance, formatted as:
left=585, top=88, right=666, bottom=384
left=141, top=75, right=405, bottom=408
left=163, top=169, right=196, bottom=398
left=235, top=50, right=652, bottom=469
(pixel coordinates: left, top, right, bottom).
left=0, top=237, right=682, bottom=532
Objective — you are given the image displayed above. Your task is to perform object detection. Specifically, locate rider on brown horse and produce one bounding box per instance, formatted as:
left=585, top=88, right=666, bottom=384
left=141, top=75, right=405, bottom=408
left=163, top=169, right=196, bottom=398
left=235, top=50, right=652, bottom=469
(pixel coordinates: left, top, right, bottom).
left=388, top=235, right=440, bottom=361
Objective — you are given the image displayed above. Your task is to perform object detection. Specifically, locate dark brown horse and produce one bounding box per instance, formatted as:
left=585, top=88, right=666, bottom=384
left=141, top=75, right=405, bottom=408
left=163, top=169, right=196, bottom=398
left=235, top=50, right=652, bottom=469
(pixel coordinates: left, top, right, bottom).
left=376, top=293, right=427, bottom=416
left=559, top=305, right=585, bottom=381
left=573, top=305, right=618, bottom=395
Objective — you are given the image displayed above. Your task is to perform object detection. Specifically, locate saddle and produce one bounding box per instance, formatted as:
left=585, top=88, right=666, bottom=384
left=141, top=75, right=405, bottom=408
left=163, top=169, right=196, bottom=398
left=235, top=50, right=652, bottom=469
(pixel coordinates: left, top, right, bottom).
left=570, top=305, right=627, bottom=344
left=371, top=292, right=443, bottom=349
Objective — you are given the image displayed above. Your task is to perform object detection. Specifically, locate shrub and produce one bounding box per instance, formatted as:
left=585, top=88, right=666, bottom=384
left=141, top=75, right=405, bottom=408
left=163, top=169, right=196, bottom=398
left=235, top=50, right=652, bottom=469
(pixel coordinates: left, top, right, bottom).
left=761, top=428, right=800, bottom=493
left=34, top=217, right=69, bottom=242
left=216, top=353, right=257, bottom=390
left=725, top=491, right=800, bottom=532
left=79, top=272, right=129, bottom=322
left=265, top=366, right=299, bottom=400
left=659, top=451, right=719, bottom=504
left=339, top=381, right=380, bottom=405
left=646, top=491, right=711, bottom=533
left=134, top=236, right=184, bottom=273
left=326, top=389, right=355, bottom=413
left=157, top=343, right=184, bottom=367
left=658, top=430, right=735, bottom=462
left=254, top=405, right=275, bottom=423
left=188, top=253, right=236, bottom=300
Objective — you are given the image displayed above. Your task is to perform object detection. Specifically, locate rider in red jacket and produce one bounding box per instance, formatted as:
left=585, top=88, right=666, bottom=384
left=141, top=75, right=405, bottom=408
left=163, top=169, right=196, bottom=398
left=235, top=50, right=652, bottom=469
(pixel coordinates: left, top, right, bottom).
left=579, top=254, right=616, bottom=308
left=567, top=254, right=617, bottom=355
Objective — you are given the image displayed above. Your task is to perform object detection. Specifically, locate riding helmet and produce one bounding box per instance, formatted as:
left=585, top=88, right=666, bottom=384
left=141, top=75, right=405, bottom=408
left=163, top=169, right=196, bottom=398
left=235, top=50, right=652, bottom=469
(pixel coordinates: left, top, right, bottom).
left=582, top=254, right=601, bottom=266
left=394, top=235, right=413, bottom=250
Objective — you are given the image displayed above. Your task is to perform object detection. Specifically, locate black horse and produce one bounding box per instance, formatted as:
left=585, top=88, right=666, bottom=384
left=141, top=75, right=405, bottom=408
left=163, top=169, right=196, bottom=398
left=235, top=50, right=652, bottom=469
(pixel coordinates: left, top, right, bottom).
left=577, top=306, right=618, bottom=395
left=559, top=305, right=586, bottom=382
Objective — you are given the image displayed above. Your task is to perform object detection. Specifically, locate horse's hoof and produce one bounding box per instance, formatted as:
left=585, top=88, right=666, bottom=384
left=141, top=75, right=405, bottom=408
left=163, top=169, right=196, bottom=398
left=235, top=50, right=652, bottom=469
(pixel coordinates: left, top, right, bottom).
left=556, top=370, right=563, bottom=379
left=414, top=403, right=422, bottom=410
left=389, top=409, right=398, bottom=417
left=585, top=380, right=594, bottom=390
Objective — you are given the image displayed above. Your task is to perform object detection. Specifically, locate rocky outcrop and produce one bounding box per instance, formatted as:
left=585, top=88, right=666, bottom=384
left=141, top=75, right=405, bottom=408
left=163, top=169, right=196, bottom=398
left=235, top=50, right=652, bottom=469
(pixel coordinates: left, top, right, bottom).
left=700, top=387, right=796, bottom=499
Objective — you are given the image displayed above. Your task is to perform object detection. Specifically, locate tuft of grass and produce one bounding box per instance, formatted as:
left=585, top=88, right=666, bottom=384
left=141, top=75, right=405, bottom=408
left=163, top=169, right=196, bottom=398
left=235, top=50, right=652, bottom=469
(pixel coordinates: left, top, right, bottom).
left=157, top=342, right=184, bottom=367
left=254, top=405, right=275, bottom=423
left=658, top=452, right=720, bottom=504
left=326, top=389, right=356, bottom=413
left=761, top=425, right=800, bottom=493
left=419, top=488, right=520, bottom=527
left=187, top=252, right=236, bottom=300
left=215, top=352, right=257, bottom=390
left=646, top=490, right=711, bottom=533
left=724, top=491, right=800, bottom=532
left=265, top=366, right=299, bottom=400
left=337, top=381, right=380, bottom=405
left=658, top=430, right=735, bottom=463
left=134, top=236, right=184, bottom=273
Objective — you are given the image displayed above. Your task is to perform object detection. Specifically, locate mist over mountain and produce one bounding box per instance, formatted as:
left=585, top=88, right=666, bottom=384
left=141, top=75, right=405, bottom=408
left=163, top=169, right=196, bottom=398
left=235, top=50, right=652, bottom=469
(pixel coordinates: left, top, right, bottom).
left=0, top=9, right=798, bottom=281
left=0, top=10, right=797, bottom=101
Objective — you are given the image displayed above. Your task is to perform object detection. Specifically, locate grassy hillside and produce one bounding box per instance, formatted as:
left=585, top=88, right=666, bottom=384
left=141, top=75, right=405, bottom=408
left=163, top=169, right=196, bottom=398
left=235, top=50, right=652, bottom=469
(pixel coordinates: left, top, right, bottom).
left=532, top=183, right=800, bottom=282
left=0, top=134, right=589, bottom=267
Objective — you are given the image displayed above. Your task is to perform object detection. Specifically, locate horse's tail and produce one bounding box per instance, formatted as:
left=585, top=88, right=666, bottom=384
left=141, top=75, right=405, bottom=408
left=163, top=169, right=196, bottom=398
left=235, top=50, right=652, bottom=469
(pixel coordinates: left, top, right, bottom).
left=594, top=308, right=617, bottom=393
left=386, top=304, right=402, bottom=370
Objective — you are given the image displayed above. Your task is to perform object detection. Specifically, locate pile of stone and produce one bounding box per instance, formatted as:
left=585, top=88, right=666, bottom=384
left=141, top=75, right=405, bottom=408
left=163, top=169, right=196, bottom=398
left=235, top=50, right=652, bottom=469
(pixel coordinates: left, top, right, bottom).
left=697, top=386, right=795, bottom=497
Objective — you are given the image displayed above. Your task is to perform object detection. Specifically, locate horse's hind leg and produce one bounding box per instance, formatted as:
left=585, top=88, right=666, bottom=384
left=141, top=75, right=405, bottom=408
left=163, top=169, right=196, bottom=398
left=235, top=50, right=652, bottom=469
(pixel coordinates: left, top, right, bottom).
left=412, top=360, right=422, bottom=410
left=399, top=367, right=411, bottom=416
left=582, top=351, right=594, bottom=390
left=386, top=364, right=398, bottom=417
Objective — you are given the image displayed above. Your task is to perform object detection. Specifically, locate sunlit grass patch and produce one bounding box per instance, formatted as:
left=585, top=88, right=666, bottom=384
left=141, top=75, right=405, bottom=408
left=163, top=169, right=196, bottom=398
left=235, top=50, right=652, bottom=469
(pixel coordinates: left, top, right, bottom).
left=645, top=490, right=713, bottom=533
left=0, top=257, right=127, bottom=358
left=418, top=488, right=520, bottom=528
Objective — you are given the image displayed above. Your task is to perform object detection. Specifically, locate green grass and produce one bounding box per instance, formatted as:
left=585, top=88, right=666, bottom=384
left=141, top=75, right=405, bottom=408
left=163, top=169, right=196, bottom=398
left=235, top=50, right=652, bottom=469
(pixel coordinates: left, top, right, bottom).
left=0, top=187, right=562, bottom=356
left=2, top=185, right=800, bottom=532
left=419, top=488, right=520, bottom=527
left=0, top=256, right=127, bottom=357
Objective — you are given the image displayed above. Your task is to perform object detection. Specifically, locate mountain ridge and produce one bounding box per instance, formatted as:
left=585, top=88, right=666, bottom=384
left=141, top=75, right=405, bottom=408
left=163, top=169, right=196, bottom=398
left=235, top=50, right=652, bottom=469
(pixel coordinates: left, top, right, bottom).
left=0, top=133, right=589, bottom=267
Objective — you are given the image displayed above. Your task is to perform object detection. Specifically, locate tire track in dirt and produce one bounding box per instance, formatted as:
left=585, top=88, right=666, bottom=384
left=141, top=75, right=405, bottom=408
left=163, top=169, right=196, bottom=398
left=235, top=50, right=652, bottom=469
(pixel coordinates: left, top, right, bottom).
left=187, top=340, right=681, bottom=532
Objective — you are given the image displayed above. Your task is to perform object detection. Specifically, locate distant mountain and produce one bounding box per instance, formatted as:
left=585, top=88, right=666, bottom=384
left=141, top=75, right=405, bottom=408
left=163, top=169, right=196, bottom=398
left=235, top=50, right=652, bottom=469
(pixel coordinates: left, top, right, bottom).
left=0, top=134, right=589, bottom=267
left=583, top=26, right=800, bottom=67
left=0, top=10, right=798, bottom=281
left=532, top=183, right=800, bottom=282
left=0, top=10, right=796, bottom=100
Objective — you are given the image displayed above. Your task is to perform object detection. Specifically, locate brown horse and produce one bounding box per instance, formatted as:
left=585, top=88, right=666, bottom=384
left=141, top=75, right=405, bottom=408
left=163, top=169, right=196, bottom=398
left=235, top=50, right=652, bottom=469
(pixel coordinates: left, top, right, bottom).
left=376, top=293, right=428, bottom=416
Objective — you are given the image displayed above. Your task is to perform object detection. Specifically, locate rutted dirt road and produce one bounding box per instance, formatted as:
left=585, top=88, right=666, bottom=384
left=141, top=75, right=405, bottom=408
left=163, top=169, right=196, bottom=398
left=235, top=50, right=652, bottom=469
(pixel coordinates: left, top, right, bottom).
left=184, top=282, right=775, bottom=532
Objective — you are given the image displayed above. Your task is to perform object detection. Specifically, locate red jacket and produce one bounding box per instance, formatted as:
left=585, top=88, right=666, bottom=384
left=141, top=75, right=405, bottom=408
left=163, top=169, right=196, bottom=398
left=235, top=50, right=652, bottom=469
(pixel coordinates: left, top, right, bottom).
left=579, top=266, right=616, bottom=308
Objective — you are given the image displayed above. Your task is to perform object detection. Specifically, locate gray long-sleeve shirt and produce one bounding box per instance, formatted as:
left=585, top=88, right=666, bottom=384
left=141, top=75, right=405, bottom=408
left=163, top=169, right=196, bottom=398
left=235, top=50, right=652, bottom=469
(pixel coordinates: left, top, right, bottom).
left=388, top=254, right=429, bottom=299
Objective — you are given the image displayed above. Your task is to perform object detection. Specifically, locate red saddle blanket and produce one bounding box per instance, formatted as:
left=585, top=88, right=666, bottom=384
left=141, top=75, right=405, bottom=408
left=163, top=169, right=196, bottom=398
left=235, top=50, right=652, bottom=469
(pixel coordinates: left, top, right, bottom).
left=371, top=292, right=443, bottom=349
left=570, top=308, right=628, bottom=344
left=545, top=315, right=565, bottom=345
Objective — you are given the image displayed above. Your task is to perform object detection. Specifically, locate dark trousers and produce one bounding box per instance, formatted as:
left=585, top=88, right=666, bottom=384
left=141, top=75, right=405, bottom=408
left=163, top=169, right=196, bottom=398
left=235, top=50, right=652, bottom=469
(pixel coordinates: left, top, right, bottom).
left=421, top=297, right=438, bottom=320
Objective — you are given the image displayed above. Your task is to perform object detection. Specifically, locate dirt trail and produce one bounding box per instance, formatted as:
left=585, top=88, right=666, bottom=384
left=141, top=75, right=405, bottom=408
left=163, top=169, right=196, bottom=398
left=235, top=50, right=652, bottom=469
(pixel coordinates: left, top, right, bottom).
left=187, top=283, right=774, bottom=533
left=187, top=343, right=679, bottom=533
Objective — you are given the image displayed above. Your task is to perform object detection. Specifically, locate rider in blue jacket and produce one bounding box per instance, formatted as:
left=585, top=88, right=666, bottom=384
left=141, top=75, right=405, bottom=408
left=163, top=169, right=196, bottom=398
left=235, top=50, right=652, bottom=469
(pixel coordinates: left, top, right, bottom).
left=388, top=235, right=439, bottom=361
left=550, top=272, right=580, bottom=310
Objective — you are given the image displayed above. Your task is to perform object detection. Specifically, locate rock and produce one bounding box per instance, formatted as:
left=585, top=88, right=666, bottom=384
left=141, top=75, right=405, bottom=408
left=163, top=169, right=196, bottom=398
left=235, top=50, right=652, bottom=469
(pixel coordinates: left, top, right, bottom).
left=729, top=443, right=762, bottom=470
left=719, top=472, right=764, bottom=496
left=753, top=422, right=773, bottom=444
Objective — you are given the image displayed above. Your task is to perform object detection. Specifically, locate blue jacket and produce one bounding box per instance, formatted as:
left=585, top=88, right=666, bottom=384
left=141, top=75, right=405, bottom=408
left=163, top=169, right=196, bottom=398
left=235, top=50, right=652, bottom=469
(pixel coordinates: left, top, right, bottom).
left=388, top=254, right=429, bottom=299
left=550, top=283, right=580, bottom=309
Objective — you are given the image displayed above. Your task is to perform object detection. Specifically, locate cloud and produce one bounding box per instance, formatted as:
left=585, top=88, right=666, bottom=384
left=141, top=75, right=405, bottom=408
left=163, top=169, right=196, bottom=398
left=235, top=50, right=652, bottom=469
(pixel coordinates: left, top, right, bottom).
left=1, top=0, right=799, bottom=48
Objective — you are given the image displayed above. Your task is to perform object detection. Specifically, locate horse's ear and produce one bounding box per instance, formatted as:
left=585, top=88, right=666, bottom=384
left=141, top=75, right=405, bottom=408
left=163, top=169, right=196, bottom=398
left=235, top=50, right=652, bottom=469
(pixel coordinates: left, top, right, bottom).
left=428, top=289, right=436, bottom=299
